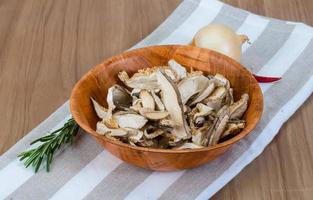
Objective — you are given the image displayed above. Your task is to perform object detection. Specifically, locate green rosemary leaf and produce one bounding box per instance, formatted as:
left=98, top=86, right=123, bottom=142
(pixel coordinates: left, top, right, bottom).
left=32, top=154, right=43, bottom=167
left=17, top=118, right=79, bottom=173
left=46, top=152, right=52, bottom=172
left=34, top=157, right=43, bottom=173
left=17, top=149, right=35, bottom=159
left=58, top=131, right=67, bottom=145
left=19, top=154, right=32, bottom=161
left=41, top=142, right=52, bottom=157
left=33, top=134, right=56, bottom=143
left=30, top=131, right=58, bottom=145
left=25, top=151, right=41, bottom=167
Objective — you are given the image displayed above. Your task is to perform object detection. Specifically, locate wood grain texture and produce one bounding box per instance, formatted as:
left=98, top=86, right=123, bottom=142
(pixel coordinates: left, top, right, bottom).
left=0, top=0, right=312, bottom=198
left=70, top=45, right=263, bottom=170
left=0, top=0, right=180, bottom=153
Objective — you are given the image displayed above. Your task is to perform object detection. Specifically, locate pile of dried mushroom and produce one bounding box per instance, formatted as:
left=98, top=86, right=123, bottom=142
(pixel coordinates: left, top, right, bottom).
left=91, top=60, right=249, bottom=149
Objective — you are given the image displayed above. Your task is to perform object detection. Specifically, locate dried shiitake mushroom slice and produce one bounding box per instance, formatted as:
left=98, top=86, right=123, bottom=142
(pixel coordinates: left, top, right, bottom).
left=96, top=122, right=128, bottom=137
left=229, top=93, right=249, bottom=119
left=157, top=70, right=190, bottom=139
left=178, top=75, right=210, bottom=104
left=118, top=70, right=159, bottom=90
left=159, top=118, right=176, bottom=128
left=91, top=97, right=108, bottom=119
left=107, top=84, right=132, bottom=110
left=194, top=103, right=214, bottom=119
left=192, top=123, right=210, bottom=146
left=127, top=128, right=144, bottom=143
left=221, top=121, right=245, bottom=139
left=174, top=142, right=203, bottom=149
left=92, top=59, right=249, bottom=149
left=143, top=128, right=164, bottom=139
left=189, top=80, right=215, bottom=105
left=139, top=108, right=170, bottom=120
left=213, top=73, right=230, bottom=88
left=130, top=98, right=142, bottom=112
left=168, top=59, right=187, bottom=81
left=140, top=90, right=155, bottom=110
left=208, top=106, right=230, bottom=146
left=203, top=86, right=227, bottom=111
left=150, top=90, right=165, bottom=111
left=113, top=112, right=148, bottom=129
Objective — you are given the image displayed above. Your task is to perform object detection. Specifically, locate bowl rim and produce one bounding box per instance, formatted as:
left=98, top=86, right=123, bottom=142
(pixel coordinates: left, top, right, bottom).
left=70, top=44, right=263, bottom=154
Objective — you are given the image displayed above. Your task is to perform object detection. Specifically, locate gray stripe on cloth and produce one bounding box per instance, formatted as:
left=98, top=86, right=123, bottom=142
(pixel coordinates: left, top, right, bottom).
left=83, top=163, right=151, bottom=200
left=133, top=0, right=201, bottom=48
left=0, top=101, right=71, bottom=170
left=210, top=4, right=249, bottom=30
left=242, top=21, right=295, bottom=72
left=7, top=132, right=103, bottom=200
left=249, top=38, right=313, bottom=140
left=159, top=37, right=313, bottom=200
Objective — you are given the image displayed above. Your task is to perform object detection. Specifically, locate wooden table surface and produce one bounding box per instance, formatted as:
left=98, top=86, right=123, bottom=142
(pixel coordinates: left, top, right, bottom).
left=0, top=0, right=312, bottom=199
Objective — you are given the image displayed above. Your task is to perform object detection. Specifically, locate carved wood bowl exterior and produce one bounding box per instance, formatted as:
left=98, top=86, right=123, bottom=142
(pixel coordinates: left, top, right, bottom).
left=70, top=45, right=263, bottom=171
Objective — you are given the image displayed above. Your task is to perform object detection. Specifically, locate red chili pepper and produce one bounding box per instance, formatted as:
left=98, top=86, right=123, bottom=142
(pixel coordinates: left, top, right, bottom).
left=253, top=74, right=282, bottom=83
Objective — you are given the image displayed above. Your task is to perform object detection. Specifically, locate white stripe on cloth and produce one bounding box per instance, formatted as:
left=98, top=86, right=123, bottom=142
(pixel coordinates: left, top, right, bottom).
left=0, top=115, right=72, bottom=199
left=236, top=14, right=269, bottom=52
left=0, top=160, right=33, bottom=199
left=160, top=0, right=223, bottom=45
left=259, top=24, right=313, bottom=92
left=49, top=151, right=122, bottom=200
left=123, top=13, right=270, bottom=200
left=195, top=74, right=313, bottom=200
left=124, top=171, right=186, bottom=200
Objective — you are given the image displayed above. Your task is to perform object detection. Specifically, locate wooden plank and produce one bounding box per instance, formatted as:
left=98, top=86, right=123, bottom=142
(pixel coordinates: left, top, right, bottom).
left=0, top=0, right=180, bottom=153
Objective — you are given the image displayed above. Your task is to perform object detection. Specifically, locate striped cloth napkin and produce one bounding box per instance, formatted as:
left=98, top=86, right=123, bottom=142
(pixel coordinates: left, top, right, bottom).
left=1, top=0, right=313, bottom=199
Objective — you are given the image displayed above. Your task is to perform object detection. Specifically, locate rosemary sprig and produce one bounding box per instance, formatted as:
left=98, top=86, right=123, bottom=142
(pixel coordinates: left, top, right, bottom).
left=17, top=118, right=79, bottom=173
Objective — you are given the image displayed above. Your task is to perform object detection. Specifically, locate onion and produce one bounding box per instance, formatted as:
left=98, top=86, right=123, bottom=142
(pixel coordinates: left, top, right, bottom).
left=193, top=24, right=281, bottom=83
left=193, top=24, right=249, bottom=61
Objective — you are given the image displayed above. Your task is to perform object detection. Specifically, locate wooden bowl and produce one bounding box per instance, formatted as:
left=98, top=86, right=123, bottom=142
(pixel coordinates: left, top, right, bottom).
left=70, top=45, right=263, bottom=171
